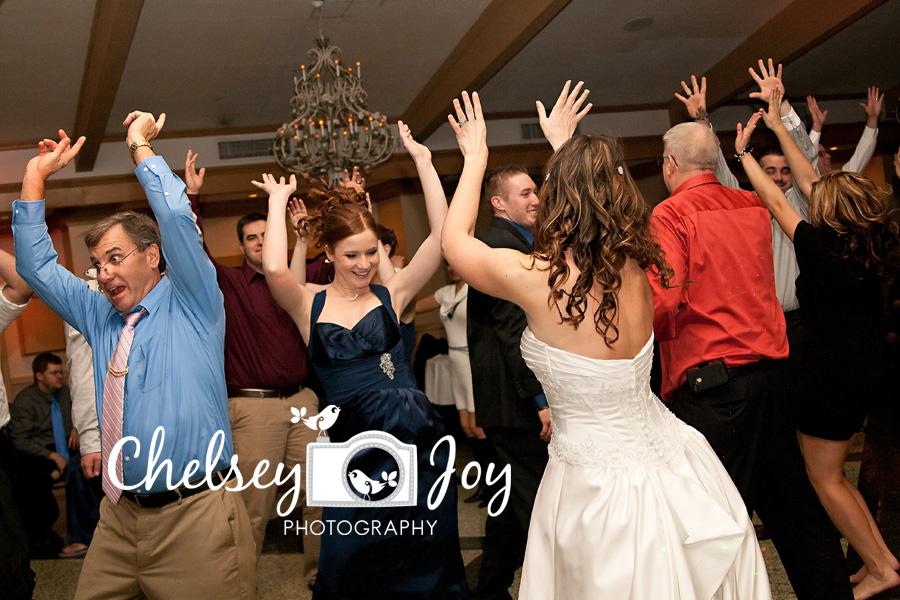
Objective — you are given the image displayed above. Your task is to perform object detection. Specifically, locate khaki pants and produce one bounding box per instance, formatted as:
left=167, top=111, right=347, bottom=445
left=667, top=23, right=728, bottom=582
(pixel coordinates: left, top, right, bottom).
left=229, top=389, right=321, bottom=586
left=74, top=487, right=256, bottom=599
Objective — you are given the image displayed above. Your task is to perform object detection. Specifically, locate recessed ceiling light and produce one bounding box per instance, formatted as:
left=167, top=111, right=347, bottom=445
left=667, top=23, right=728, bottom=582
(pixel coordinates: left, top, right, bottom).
left=623, top=17, right=653, bottom=32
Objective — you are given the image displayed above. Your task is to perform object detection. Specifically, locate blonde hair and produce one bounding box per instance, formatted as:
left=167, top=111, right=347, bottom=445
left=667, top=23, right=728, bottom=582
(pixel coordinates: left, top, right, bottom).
left=808, top=171, right=899, bottom=278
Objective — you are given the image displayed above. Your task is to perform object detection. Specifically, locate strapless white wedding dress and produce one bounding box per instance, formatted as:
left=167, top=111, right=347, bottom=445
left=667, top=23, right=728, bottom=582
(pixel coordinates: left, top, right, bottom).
left=518, top=329, right=771, bottom=600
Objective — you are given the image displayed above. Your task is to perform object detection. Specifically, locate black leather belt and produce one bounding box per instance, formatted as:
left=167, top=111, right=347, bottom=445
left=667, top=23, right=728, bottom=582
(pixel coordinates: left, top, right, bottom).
left=227, top=384, right=300, bottom=399
left=121, top=469, right=230, bottom=508
left=727, top=359, right=784, bottom=379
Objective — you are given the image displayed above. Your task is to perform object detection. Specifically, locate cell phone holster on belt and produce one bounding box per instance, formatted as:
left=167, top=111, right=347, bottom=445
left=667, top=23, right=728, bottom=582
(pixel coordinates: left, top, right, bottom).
left=685, top=360, right=729, bottom=393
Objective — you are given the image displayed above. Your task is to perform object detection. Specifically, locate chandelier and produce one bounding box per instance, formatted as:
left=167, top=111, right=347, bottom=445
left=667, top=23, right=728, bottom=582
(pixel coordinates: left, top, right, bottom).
left=273, top=4, right=394, bottom=185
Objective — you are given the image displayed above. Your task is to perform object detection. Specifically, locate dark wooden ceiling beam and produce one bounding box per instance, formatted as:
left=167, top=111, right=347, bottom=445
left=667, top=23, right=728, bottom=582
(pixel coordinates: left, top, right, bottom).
left=72, top=0, right=145, bottom=172
left=666, top=0, right=888, bottom=125
left=399, top=0, right=572, bottom=140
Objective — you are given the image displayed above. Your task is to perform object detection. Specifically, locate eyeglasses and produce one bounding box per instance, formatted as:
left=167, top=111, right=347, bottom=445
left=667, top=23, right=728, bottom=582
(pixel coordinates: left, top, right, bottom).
left=85, top=248, right=138, bottom=279
left=657, top=155, right=678, bottom=168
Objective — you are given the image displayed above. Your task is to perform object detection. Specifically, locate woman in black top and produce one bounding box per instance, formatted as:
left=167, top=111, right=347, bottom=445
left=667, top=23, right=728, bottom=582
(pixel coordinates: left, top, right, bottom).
left=736, top=89, right=900, bottom=600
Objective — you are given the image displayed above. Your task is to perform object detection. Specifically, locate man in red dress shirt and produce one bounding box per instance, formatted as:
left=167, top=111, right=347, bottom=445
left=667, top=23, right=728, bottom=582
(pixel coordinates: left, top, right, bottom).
left=649, top=122, right=852, bottom=600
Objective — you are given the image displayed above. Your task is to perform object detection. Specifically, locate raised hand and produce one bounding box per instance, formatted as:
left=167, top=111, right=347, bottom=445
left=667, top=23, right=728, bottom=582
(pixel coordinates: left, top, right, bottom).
left=251, top=173, right=297, bottom=200
left=675, top=75, right=708, bottom=120
left=536, top=80, right=592, bottom=151
left=749, top=58, right=782, bottom=100
left=449, top=91, right=487, bottom=161
left=861, top=86, right=884, bottom=128
left=123, top=111, right=166, bottom=143
left=736, top=111, right=764, bottom=155
left=761, top=87, right=786, bottom=132
left=397, top=120, right=431, bottom=163
left=27, top=129, right=86, bottom=181
left=749, top=58, right=789, bottom=117
left=340, top=166, right=366, bottom=193
left=288, top=197, right=309, bottom=238
left=806, top=96, right=828, bottom=132
left=185, top=150, right=205, bottom=194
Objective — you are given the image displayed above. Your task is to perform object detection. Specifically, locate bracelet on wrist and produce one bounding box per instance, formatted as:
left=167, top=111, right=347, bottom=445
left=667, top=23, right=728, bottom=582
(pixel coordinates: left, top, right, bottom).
left=692, top=114, right=709, bottom=122
left=735, top=150, right=749, bottom=159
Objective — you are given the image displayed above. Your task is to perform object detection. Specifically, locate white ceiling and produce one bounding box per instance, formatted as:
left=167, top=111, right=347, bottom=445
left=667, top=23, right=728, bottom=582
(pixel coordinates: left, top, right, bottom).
left=0, top=0, right=897, bottom=188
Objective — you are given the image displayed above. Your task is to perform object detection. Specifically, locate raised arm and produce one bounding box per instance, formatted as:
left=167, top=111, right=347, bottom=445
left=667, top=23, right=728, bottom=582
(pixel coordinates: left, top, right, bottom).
left=807, top=95, right=828, bottom=136
left=760, top=89, right=818, bottom=200
left=12, top=130, right=101, bottom=337
left=536, top=80, right=592, bottom=151
left=183, top=150, right=210, bottom=244
left=382, top=121, right=447, bottom=314
left=123, top=112, right=221, bottom=324
left=258, top=174, right=315, bottom=339
left=675, top=75, right=741, bottom=190
left=441, top=92, right=532, bottom=304
left=286, top=196, right=328, bottom=290
left=747, top=60, right=816, bottom=169
left=736, top=100, right=803, bottom=241
left=185, top=149, right=206, bottom=195
left=841, top=87, right=882, bottom=174
left=0, top=249, right=32, bottom=305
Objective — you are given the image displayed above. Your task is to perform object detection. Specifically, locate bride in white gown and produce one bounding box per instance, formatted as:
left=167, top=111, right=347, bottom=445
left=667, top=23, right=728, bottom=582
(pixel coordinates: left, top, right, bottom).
left=441, top=84, right=772, bottom=600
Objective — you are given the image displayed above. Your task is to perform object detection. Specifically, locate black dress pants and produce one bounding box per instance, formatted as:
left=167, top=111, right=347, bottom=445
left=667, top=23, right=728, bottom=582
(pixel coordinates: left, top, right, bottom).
left=669, top=361, right=853, bottom=600
left=472, top=426, right=548, bottom=600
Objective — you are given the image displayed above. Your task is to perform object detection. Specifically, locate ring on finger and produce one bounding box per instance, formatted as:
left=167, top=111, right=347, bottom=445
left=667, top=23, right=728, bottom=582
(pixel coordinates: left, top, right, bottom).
left=458, top=119, right=468, bottom=126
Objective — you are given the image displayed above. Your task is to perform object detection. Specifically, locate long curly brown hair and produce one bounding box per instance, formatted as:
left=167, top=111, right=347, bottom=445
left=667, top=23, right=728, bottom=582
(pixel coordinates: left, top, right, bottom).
left=533, top=134, right=673, bottom=347
left=300, top=174, right=376, bottom=249
left=808, top=171, right=899, bottom=279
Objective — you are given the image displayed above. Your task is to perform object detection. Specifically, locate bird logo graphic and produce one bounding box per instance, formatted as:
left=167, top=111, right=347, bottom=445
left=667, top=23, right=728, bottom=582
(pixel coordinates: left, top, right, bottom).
left=348, top=469, right=399, bottom=501
left=291, top=404, right=341, bottom=436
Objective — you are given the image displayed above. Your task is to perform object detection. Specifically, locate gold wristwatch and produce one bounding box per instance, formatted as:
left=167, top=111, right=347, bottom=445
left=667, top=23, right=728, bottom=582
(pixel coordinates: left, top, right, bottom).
left=128, top=138, right=152, bottom=158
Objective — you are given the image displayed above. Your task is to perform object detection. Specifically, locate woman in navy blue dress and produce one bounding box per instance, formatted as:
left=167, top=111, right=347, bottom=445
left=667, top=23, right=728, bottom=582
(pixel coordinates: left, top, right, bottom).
left=256, top=122, right=467, bottom=599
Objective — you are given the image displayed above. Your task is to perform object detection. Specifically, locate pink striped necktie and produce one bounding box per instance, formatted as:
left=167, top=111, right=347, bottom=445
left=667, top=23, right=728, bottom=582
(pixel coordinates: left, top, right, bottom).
left=101, top=308, right=147, bottom=503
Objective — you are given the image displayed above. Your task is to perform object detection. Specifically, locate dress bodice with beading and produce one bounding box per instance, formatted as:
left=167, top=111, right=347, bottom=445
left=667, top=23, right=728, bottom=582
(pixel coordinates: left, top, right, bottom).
left=520, top=328, right=687, bottom=470
left=306, top=285, right=468, bottom=600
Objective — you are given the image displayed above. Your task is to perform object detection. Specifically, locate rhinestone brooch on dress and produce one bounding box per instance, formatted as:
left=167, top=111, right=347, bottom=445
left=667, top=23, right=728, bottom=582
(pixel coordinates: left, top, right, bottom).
left=380, top=353, right=395, bottom=380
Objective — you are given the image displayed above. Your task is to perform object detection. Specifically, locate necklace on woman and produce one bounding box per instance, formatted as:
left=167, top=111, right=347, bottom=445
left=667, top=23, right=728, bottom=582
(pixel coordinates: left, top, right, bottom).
left=332, top=284, right=361, bottom=302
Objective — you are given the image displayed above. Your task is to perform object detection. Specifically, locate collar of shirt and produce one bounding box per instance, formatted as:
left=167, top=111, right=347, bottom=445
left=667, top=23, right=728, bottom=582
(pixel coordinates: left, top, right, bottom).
left=671, top=172, right=721, bottom=197
left=503, top=218, right=534, bottom=246
left=239, top=261, right=264, bottom=283
left=114, top=273, right=168, bottom=321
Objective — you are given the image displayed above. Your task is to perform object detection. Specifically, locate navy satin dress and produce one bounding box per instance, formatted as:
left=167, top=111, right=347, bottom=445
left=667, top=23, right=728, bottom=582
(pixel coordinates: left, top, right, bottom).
left=309, top=285, right=468, bottom=599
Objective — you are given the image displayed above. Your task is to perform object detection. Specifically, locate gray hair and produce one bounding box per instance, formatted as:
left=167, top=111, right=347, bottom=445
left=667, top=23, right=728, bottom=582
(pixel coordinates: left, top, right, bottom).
left=662, top=122, right=719, bottom=171
left=83, top=211, right=166, bottom=273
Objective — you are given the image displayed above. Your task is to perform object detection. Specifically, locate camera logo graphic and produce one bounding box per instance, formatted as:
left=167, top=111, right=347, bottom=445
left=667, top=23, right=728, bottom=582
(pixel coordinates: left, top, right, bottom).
left=306, top=431, right=417, bottom=507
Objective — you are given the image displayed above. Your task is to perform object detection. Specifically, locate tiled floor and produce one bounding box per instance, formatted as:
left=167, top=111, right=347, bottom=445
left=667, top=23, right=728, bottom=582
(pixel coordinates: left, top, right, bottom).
left=27, top=394, right=900, bottom=599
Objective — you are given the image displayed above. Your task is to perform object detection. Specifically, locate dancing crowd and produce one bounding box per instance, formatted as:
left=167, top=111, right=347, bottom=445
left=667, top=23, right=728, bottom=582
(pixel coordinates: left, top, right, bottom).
left=0, top=56, right=898, bottom=600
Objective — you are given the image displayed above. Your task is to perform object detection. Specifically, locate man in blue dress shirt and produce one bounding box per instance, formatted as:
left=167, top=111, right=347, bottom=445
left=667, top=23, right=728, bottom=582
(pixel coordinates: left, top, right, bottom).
left=12, top=112, right=256, bottom=599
